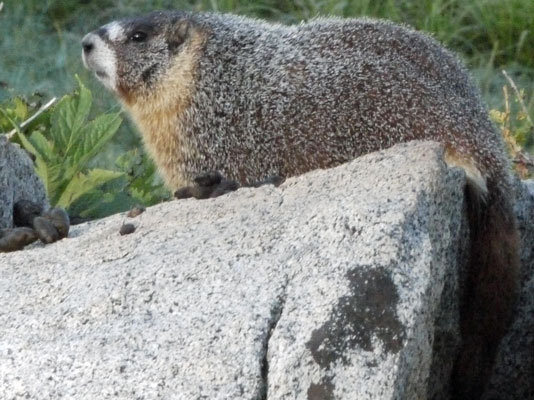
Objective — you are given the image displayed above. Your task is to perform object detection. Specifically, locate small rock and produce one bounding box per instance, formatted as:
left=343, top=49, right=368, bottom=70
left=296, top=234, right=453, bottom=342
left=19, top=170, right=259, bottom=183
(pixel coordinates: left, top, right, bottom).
left=119, top=223, right=136, bottom=235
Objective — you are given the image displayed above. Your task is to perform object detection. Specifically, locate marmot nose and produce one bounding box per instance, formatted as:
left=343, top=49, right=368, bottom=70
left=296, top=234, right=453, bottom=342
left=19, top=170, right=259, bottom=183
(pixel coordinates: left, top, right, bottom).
left=82, top=37, right=94, bottom=54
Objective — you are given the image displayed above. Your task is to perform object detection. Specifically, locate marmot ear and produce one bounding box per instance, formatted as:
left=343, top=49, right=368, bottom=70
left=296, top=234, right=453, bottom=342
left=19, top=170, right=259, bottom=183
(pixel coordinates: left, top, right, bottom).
left=168, top=19, right=191, bottom=53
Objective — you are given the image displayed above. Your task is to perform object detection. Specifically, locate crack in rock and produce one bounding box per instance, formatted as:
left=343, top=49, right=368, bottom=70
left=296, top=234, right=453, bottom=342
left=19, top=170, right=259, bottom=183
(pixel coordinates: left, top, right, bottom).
left=259, top=281, right=289, bottom=400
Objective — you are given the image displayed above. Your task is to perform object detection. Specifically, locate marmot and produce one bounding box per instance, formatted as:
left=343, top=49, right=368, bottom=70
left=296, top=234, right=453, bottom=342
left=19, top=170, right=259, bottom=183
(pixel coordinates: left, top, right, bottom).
left=82, top=11, right=520, bottom=399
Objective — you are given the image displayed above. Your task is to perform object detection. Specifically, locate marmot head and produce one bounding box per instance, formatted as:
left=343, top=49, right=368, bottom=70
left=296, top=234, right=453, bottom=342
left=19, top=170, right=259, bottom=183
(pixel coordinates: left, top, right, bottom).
left=82, top=11, right=197, bottom=102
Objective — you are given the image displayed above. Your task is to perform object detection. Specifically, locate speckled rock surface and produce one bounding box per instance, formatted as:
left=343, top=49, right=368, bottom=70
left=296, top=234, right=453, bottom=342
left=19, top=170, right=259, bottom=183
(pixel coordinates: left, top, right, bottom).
left=0, top=141, right=467, bottom=399
left=0, top=135, right=49, bottom=228
left=482, top=180, right=534, bottom=400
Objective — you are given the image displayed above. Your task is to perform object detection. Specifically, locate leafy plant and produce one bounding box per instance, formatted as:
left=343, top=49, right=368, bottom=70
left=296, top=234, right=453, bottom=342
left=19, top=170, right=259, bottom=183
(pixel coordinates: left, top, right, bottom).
left=490, top=71, right=534, bottom=178
left=0, top=94, right=50, bottom=133
left=67, top=149, right=171, bottom=219
left=1, top=78, right=171, bottom=220
left=116, top=148, right=171, bottom=206
left=1, top=78, right=124, bottom=215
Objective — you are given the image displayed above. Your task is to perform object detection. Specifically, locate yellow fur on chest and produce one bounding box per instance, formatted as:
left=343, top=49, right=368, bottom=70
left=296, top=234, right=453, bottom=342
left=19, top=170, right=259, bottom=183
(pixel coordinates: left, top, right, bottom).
left=131, top=106, right=187, bottom=189
left=123, top=31, right=206, bottom=191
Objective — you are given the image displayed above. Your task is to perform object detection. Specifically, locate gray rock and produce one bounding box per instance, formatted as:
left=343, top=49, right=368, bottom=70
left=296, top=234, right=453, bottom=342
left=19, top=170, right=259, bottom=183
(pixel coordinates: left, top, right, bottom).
left=0, top=141, right=468, bottom=399
left=482, top=180, right=534, bottom=400
left=0, top=135, right=49, bottom=229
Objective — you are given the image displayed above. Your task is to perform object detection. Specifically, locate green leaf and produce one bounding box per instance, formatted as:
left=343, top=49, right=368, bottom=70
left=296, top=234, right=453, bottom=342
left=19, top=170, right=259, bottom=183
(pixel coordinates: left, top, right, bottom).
left=56, top=168, right=124, bottom=209
left=71, top=190, right=138, bottom=219
left=72, top=112, right=122, bottom=170
left=28, top=130, right=54, bottom=163
left=66, top=189, right=106, bottom=219
left=49, top=78, right=92, bottom=153
left=33, top=157, right=50, bottom=195
left=15, top=126, right=38, bottom=156
left=46, top=163, right=70, bottom=205
left=49, top=95, right=71, bottom=150
left=13, top=98, right=29, bottom=121
left=0, top=108, right=38, bottom=155
left=68, top=77, right=93, bottom=144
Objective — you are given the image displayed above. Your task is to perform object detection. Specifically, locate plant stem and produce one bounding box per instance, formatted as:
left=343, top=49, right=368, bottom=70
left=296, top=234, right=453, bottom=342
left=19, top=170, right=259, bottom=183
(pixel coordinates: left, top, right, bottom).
left=5, top=97, right=57, bottom=140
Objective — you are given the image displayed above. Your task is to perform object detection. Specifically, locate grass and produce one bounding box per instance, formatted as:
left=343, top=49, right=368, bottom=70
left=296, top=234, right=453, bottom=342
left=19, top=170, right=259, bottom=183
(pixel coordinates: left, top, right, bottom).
left=1, top=0, right=532, bottom=95
left=1, top=0, right=533, bottom=164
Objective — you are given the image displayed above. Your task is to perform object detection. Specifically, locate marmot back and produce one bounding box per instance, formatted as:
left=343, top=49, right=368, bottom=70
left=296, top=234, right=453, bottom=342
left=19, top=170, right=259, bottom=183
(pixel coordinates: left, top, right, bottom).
left=82, top=12, right=520, bottom=399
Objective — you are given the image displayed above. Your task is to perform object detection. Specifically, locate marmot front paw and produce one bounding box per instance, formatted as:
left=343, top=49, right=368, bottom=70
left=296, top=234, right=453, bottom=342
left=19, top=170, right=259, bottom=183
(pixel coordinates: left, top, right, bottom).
left=174, top=171, right=239, bottom=200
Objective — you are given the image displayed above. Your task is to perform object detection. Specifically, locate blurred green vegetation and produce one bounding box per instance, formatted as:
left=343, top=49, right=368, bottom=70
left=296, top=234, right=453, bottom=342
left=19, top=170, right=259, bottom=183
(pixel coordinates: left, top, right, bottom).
left=1, top=0, right=533, bottom=108
left=0, top=0, right=533, bottom=216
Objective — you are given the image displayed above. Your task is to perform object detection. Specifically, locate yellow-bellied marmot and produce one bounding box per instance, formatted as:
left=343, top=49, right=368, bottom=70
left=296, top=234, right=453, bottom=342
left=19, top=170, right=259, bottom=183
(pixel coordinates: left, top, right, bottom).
left=82, top=11, right=520, bottom=399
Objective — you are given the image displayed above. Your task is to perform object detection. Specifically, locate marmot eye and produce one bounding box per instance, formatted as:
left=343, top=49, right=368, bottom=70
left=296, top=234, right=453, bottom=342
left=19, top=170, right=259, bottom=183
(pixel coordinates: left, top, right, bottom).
left=130, top=31, right=147, bottom=42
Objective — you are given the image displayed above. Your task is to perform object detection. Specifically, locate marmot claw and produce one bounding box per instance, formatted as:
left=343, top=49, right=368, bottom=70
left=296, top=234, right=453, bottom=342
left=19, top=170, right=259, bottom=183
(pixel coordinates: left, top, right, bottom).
left=174, top=171, right=239, bottom=200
